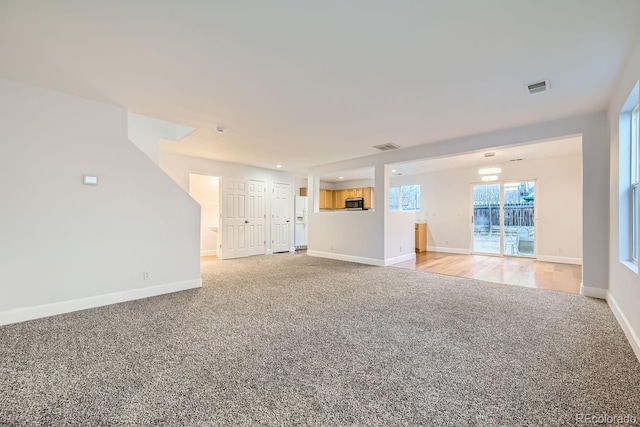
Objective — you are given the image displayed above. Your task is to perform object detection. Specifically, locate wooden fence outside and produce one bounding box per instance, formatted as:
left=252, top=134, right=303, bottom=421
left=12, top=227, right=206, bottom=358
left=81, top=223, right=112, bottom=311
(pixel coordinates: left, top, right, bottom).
left=473, top=203, right=535, bottom=233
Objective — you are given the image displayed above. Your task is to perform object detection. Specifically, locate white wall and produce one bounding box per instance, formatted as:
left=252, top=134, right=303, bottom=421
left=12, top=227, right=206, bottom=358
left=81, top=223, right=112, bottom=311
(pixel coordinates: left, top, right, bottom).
left=160, top=152, right=297, bottom=253
left=608, top=32, right=640, bottom=360
left=383, top=211, right=417, bottom=265
left=0, top=79, right=201, bottom=324
left=333, top=178, right=375, bottom=190
left=308, top=111, right=608, bottom=289
left=127, top=112, right=195, bottom=164
left=189, top=174, right=219, bottom=256
left=390, top=154, right=583, bottom=264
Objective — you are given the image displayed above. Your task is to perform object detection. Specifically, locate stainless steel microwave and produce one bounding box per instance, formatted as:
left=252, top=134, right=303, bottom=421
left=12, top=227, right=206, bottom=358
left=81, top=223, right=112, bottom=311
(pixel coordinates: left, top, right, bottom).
left=345, top=197, right=365, bottom=210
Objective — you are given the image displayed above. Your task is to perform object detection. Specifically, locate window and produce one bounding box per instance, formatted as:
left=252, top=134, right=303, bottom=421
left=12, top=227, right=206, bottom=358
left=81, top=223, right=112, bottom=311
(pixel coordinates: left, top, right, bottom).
left=389, top=185, right=421, bottom=211
left=632, top=103, right=639, bottom=262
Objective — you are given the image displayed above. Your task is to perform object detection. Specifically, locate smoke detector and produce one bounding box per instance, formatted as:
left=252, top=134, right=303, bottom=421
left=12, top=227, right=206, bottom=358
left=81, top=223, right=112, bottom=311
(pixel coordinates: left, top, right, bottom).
left=526, top=79, right=550, bottom=95
left=373, top=143, right=400, bottom=151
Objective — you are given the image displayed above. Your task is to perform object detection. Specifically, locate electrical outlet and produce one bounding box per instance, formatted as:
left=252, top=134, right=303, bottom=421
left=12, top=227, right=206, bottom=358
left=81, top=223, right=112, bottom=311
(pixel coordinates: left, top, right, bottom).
left=446, top=240, right=449, bottom=246
left=143, top=271, right=150, bottom=280
left=400, top=246, right=403, bottom=252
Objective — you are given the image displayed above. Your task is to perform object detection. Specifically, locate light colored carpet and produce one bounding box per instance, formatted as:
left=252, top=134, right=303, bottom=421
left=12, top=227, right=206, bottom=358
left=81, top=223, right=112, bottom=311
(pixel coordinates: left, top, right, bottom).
left=1, top=253, right=639, bottom=426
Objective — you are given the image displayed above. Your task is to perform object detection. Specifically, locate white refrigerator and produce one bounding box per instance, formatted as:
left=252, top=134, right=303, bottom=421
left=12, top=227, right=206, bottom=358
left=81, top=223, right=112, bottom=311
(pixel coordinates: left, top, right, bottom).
left=294, top=195, right=308, bottom=249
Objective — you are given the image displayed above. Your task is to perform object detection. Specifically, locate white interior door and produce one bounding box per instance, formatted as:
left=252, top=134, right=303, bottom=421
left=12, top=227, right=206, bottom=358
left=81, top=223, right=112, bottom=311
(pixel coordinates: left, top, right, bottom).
left=271, top=182, right=291, bottom=253
left=220, top=177, right=249, bottom=260
left=247, top=180, right=266, bottom=256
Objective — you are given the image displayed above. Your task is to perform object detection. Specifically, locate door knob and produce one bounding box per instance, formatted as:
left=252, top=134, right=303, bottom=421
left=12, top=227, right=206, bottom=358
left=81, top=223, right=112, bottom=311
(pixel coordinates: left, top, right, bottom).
left=245, top=220, right=249, bottom=223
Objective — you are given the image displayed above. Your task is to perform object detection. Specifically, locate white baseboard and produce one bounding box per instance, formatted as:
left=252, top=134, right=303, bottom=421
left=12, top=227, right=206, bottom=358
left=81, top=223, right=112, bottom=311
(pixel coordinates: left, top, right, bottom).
left=538, top=255, right=582, bottom=265
left=384, top=252, right=416, bottom=266
left=0, top=279, right=202, bottom=326
left=200, top=249, right=217, bottom=256
left=607, top=292, right=640, bottom=362
left=580, top=283, right=607, bottom=299
left=307, top=250, right=384, bottom=266
left=427, top=247, right=471, bottom=255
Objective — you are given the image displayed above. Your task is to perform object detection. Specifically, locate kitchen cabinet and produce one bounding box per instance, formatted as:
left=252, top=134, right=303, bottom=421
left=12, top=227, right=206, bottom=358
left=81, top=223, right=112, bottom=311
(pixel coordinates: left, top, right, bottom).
left=415, top=223, right=427, bottom=253
left=319, top=189, right=332, bottom=209
left=362, top=187, right=374, bottom=209
left=346, top=188, right=363, bottom=199
left=334, top=189, right=347, bottom=209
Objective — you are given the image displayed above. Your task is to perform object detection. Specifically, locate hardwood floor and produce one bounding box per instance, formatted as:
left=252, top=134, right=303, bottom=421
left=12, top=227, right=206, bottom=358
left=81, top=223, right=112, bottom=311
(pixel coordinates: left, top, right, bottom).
left=202, top=251, right=582, bottom=294
left=392, top=251, right=582, bottom=294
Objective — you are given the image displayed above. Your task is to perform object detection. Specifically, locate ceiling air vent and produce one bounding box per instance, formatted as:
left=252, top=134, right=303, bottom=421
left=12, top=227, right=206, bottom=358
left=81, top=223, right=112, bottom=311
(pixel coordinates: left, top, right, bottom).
left=526, top=79, right=550, bottom=95
left=373, top=143, right=400, bottom=151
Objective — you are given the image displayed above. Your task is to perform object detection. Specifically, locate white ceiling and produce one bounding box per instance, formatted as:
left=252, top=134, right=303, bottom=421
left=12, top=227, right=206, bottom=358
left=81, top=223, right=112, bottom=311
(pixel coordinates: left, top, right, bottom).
left=1, top=1, right=638, bottom=172
left=390, top=135, right=582, bottom=176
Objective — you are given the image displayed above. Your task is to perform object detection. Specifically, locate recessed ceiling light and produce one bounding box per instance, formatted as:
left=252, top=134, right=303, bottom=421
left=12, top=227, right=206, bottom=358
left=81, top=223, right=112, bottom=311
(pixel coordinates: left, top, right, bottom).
left=216, top=126, right=225, bottom=133
left=339, top=176, right=344, bottom=180
left=391, top=169, right=397, bottom=173
left=479, top=167, right=502, bottom=175
left=276, top=164, right=282, bottom=168
left=481, top=175, right=499, bottom=182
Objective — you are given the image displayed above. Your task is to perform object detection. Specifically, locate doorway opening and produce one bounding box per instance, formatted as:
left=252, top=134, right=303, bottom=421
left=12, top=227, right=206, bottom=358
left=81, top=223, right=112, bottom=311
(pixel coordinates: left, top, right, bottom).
left=188, top=173, right=220, bottom=261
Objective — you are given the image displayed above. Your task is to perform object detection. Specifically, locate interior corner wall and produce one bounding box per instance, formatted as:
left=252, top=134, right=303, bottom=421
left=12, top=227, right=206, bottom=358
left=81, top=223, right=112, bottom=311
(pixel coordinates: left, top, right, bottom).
left=607, top=32, right=640, bottom=359
left=0, top=79, right=201, bottom=324
left=159, top=152, right=297, bottom=253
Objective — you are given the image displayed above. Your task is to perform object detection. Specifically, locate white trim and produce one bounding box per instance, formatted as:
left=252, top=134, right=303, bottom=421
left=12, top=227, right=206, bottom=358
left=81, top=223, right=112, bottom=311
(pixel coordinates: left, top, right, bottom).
left=200, top=249, right=217, bottom=256
left=0, top=279, right=202, bottom=326
left=307, top=250, right=384, bottom=266
left=580, top=283, right=607, bottom=299
left=427, top=247, right=472, bottom=255
left=384, top=252, right=416, bottom=266
left=607, top=292, right=640, bottom=363
left=537, top=255, right=582, bottom=265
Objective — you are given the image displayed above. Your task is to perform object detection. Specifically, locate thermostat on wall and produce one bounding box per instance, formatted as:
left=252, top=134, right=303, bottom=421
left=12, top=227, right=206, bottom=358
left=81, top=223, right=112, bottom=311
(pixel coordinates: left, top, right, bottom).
left=83, top=175, right=98, bottom=185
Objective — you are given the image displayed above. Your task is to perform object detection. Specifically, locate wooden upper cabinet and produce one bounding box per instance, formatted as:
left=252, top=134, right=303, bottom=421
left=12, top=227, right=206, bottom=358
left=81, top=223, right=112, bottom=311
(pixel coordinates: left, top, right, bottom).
left=320, top=189, right=334, bottom=209
left=346, top=188, right=363, bottom=199
left=334, top=189, right=346, bottom=209
left=362, top=187, right=374, bottom=209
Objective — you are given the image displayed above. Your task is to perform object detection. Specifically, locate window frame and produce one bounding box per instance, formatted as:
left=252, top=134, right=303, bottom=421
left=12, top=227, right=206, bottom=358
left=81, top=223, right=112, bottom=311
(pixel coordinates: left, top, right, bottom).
left=631, top=103, right=639, bottom=264
left=389, top=184, right=421, bottom=212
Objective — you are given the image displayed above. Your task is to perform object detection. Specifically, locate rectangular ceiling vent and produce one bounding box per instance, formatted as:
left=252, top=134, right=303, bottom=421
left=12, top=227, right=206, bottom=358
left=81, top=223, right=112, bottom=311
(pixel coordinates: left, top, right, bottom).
left=373, top=143, right=400, bottom=151
left=526, top=79, right=550, bottom=95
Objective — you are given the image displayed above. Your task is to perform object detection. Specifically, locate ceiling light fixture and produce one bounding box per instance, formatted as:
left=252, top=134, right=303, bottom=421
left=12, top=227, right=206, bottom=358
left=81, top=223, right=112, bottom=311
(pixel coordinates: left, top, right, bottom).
left=481, top=175, right=499, bottom=182
left=391, top=169, right=397, bottom=173
left=216, top=126, right=224, bottom=133
left=338, top=176, right=344, bottom=180
left=276, top=164, right=282, bottom=168
left=478, top=167, right=502, bottom=175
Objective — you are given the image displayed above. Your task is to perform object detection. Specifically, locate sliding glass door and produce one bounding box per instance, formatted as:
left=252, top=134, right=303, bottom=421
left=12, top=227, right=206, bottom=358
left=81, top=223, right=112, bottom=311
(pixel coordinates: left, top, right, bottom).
left=472, top=183, right=501, bottom=254
left=503, top=181, right=536, bottom=257
left=472, top=181, right=536, bottom=257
